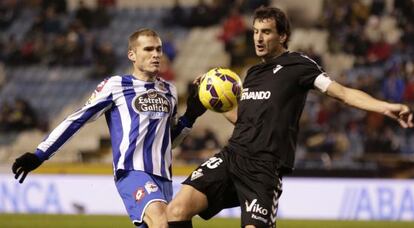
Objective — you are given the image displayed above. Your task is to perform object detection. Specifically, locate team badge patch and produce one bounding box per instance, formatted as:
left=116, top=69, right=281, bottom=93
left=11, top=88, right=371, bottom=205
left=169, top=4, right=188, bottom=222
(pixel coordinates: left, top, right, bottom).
left=85, top=79, right=109, bottom=105
left=191, top=168, right=203, bottom=181
left=144, top=181, right=158, bottom=194
left=134, top=188, right=146, bottom=201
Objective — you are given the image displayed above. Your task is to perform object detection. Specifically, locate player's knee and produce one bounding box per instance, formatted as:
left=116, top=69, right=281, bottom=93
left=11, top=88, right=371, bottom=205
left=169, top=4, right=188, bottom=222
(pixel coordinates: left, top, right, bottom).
left=167, top=201, right=193, bottom=220
left=144, top=202, right=168, bottom=228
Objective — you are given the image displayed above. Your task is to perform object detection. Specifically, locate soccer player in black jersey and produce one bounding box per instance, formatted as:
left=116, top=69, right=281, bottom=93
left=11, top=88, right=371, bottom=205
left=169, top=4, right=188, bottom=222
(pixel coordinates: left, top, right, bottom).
left=167, top=6, right=413, bottom=228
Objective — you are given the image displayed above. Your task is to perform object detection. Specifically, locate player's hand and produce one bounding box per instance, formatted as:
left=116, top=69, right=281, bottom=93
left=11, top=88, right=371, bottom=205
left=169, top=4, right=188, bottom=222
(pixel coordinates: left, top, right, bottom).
left=384, top=104, right=413, bottom=128
left=12, top=152, right=42, bottom=184
left=192, top=74, right=205, bottom=86
left=184, top=82, right=207, bottom=124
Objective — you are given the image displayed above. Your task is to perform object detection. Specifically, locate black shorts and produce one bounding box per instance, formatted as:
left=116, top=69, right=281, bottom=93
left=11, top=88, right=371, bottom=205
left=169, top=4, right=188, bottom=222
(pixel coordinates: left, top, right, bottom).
left=182, top=148, right=283, bottom=228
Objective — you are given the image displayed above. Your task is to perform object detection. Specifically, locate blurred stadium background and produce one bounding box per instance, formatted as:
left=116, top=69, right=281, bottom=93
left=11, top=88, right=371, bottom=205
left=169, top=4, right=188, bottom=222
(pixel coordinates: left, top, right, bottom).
left=0, top=0, right=414, bottom=227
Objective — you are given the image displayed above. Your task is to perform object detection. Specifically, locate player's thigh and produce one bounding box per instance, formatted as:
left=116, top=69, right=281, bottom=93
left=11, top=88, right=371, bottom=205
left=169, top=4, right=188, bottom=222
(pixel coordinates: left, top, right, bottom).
left=178, top=151, right=239, bottom=220
left=115, top=170, right=172, bottom=226
left=143, top=201, right=168, bottom=227
left=231, top=156, right=283, bottom=228
left=168, top=184, right=209, bottom=219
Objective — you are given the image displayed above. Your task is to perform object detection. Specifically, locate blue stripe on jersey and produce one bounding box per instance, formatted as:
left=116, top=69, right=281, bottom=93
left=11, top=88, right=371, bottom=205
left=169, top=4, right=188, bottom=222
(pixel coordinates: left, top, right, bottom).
left=160, top=117, right=170, bottom=178
left=105, top=104, right=122, bottom=170
left=161, top=81, right=173, bottom=178
left=145, top=83, right=155, bottom=90
left=44, top=98, right=113, bottom=157
left=143, top=118, right=159, bottom=174
left=122, top=76, right=139, bottom=170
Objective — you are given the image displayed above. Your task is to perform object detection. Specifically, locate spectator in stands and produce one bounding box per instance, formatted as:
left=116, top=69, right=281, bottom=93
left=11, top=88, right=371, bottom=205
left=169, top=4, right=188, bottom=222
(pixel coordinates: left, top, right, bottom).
left=88, top=41, right=116, bottom=79
left=42, top=5, right=63, bottom=34
left=370, top=0, right=385, bottom=16
left=382, top=70, right=405, bottom=103
left=162, top=32, right=177, bottom=62
left=10, top=98, right=38, bottom=131
left=162, top=0, right=186, bottom=27
left=403, top=69, right=414, bottom=103
left=218, top=8, right=246, bottom=66
left=188, top=0, right=216, bottom=27
left=0, top=63, right=5, bottom=87
left=75, top=0, right=93, bottom=29
left=42, top=0, right=67, bottom=15
left=97, top=0, right=116, bottom=8
left=159, top=55, right=175, bottom=81
left=0, top=98, right=38, bottom=132
left=0, top=0, right=18, bottom=30
left=93, top=1, right=112, bottom=28
left=0, top=101, right=12, bottom=132
left=177, top=127, right=220, bottom=163
left=366, top=36, right=392, bottom=64
left=3, top=35, right=21, bottom=65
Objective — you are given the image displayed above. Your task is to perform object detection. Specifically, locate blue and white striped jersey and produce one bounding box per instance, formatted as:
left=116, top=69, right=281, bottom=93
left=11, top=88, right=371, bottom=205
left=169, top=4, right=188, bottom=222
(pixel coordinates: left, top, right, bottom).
left=34, top=75, right=178, bottom=180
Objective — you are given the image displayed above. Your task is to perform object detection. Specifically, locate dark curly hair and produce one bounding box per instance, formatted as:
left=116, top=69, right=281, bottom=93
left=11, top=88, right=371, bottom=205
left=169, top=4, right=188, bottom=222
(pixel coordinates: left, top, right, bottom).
left=254, top=7, right=291, bottom=48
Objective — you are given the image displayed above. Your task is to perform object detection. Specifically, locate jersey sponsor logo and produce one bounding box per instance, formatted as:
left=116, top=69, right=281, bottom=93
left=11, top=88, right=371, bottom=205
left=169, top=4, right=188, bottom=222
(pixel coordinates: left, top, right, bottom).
left=134, top=188, right=146, bottom=202
left=201, top=157, right=223, bottom=169
left=132, top=89, right=170, bottom=118
left=240, top=88, right=271, bottom=101
left=191, top=168, right=203, bottom=181
left=144, top=181, right=158, bottom=194
left=273, top=65, right=283, bottom=74
left=246, top=199, right=268, bottom=215
left=251, top=214, right=268, bottom=224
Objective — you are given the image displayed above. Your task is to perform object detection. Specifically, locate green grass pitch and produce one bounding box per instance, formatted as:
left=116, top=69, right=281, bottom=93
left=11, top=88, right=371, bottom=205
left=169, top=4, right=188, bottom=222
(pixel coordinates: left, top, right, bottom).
left=0, top=214, right=413, bottom=227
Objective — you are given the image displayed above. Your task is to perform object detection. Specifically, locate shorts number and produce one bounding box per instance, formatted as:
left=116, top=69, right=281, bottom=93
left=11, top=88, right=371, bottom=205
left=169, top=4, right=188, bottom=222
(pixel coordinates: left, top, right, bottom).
left=201, top=157, right=223, bottom=169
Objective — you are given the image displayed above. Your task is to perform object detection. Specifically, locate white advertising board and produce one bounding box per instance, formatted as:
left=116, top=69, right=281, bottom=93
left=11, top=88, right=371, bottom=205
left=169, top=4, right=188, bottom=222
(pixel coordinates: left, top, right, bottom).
left=1, top=175, right=413, bottom=220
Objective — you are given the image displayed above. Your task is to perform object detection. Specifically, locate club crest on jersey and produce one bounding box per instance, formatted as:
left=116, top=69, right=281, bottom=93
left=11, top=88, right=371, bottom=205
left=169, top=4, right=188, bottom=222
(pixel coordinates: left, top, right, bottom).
left=144, top=181, right=158, bottom=194
left=134, top=188, right=146, bottom=201
left=155, top=80, right=168, bottom=92
left=132, top=89, right=170, bottom=118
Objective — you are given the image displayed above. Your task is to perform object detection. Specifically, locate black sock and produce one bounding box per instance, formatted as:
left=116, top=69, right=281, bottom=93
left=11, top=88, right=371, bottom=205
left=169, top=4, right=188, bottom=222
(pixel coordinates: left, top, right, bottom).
left=168, top=220, right=193, bottom=228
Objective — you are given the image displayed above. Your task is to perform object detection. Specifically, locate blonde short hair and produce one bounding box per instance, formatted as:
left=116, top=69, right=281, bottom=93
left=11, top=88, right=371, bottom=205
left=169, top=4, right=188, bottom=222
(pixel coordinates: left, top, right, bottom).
left=128, top=28, right=160, bottom=50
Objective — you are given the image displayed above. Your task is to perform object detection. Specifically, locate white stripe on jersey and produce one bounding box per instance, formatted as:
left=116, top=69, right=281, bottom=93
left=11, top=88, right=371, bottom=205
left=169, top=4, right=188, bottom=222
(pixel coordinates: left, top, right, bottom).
left=116, top=91, right=131, bottom=171
left=152, top=118, right=166, bottom=176
left=132, top=115, right=148, bottom=173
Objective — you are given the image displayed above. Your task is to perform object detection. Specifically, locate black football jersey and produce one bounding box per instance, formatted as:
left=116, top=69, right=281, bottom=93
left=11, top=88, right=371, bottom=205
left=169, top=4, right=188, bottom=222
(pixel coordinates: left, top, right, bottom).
left=227, top=51, right=325, bottom=169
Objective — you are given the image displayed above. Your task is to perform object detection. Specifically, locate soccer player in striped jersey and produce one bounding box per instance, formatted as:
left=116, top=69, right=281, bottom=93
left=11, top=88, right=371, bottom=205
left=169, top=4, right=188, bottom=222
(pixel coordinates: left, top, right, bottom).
left=12, top=28, right=206, bottom=228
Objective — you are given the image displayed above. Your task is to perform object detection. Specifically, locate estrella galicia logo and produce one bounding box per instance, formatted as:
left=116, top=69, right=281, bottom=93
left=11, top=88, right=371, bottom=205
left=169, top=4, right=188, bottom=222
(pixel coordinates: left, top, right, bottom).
left=132, top=89, right=170, bottom=118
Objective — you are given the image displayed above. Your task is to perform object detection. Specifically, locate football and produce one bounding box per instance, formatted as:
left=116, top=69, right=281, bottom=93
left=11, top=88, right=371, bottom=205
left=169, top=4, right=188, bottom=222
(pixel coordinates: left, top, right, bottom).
left=198, top=67, right=242, bottom=112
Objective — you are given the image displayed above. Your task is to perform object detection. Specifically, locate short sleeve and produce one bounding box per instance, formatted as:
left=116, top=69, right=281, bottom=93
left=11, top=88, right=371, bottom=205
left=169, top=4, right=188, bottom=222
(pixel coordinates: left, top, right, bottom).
left=297, top=54, right=325, bottom=90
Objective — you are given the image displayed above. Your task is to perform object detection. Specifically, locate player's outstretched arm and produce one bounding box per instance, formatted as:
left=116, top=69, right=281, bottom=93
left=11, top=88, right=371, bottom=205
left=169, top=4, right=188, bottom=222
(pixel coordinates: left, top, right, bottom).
left=325, top=81, right=413, bottom=128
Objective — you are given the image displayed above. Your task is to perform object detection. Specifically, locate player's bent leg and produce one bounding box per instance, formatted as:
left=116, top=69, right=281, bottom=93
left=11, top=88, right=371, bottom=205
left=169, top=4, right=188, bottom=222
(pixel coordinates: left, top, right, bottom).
left=167, top=184, right=208, bottom=221
left=143, top=201, right=168, bottom=228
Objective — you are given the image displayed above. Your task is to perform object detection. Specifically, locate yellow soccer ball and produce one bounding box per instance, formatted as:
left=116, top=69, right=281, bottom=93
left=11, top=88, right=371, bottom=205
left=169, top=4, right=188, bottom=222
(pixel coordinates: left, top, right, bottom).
left=198, top=68, right=242, bottom=112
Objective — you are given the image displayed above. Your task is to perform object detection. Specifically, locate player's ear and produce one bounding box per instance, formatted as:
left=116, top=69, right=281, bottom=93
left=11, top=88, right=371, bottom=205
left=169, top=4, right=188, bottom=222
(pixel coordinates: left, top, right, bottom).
left=280, top=33, right=287, bottom=45
left=128, top=50, right=136, bottom=61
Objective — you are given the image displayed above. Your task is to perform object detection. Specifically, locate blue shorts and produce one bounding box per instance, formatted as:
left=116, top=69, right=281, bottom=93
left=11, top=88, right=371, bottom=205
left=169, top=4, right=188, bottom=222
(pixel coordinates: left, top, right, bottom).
left=115, top=170, right=173, bottom=226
